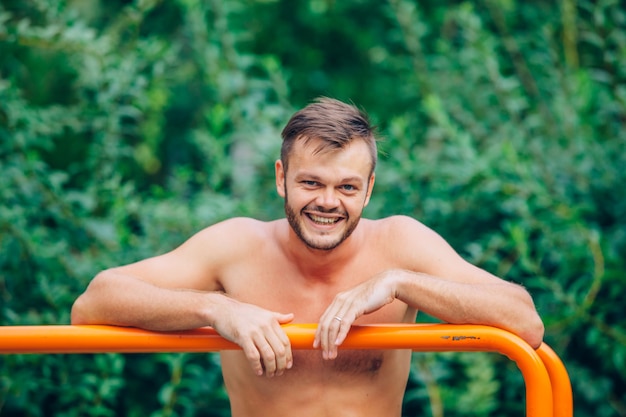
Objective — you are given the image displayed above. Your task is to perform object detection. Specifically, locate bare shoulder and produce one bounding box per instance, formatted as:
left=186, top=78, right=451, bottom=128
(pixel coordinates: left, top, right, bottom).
left=194, top=217, right=270, bottom=237
left=366, top=215, right=465, bottom=271
left=368, top=215, right=442, bottom=244
left=184, top=217, right=275, bottom=256
left=368, top=215, right=503, bottom=284
left=111, top=217, right=276, bottom=291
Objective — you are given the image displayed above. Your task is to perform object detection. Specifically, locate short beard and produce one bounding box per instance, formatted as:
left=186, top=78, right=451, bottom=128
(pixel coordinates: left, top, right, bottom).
left=284, top=192, right=360, bottom=251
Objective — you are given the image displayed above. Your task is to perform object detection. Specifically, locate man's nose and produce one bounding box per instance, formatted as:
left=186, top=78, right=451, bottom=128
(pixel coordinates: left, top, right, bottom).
left=316, top=187, right=340, bottom=208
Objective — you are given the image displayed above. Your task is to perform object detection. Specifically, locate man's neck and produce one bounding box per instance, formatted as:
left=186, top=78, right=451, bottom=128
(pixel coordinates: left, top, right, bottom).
left=277, top=220, right=365, bottom=283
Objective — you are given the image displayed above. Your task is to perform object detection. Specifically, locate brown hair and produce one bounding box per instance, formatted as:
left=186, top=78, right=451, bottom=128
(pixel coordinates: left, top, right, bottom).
left=280, top=97, right=378, bottom=173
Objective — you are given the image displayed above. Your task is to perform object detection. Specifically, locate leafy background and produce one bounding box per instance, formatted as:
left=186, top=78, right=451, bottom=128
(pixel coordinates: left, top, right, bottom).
left=0, top=0, right=624, bottom=416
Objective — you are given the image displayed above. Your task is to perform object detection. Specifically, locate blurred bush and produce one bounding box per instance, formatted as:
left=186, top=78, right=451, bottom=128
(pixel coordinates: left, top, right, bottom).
left=1, top=0, right=624, bottom=416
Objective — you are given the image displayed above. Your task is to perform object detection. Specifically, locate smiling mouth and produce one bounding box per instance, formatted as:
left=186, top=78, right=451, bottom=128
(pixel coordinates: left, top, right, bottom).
left=307, top=213, right=342, bottom=225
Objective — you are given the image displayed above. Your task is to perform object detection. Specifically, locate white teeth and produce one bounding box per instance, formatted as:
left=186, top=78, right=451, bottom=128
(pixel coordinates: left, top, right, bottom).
left=309, top=214, right=338, bottom=224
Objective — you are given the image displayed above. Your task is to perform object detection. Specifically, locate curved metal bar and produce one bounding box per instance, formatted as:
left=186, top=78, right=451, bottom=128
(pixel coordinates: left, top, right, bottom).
left=536, top=343, right=573, bottom=417
left=0, top=324, right=568, bottom=417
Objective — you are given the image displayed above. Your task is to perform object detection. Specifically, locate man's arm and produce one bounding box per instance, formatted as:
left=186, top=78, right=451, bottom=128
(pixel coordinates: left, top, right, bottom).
left=314, top=216, right=545, bottom=358
left=71, top=219, right=294, bottom=377
left=72, top=269, right=231, bottom=330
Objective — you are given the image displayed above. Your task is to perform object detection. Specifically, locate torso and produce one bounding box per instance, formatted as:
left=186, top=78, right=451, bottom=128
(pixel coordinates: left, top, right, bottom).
left=215, top=217, right=417, bottom=417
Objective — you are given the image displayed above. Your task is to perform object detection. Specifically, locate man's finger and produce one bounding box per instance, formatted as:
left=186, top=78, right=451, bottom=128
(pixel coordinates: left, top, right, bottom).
left=265, top=328, right=291, bottom=376
left=241, top=340, right=264, bottom=376
left=326, top=308, right=353, bottom=359
left=315, top=307, right=342, bottom=359
left=334, top=315, right=353, bottom=347
left=255, top=337, right=278, bottom=377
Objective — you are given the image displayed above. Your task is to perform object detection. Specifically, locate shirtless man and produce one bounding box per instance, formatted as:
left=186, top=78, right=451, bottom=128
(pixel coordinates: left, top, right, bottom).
left=71, top=97, right=544, bottom=417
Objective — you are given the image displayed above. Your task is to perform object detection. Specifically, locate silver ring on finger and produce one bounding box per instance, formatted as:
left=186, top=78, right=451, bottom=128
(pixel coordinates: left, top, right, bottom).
left=334, top=316, right=342, bottom=323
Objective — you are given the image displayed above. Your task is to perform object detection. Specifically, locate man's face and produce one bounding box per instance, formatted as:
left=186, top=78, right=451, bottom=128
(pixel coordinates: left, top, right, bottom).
left=275, top=138, right=375, bottom=251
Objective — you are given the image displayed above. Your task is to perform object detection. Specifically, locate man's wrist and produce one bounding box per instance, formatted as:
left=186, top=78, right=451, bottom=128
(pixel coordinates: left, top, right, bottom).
left=390, top=269, right=420, bottom=303
left=200, top=291, right=234, bottom=328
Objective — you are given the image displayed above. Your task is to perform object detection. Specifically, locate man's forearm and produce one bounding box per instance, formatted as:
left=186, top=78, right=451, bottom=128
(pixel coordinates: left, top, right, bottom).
left=71, top=271, right=226, bottom=331
left=393, top=270, right=544, bottom=348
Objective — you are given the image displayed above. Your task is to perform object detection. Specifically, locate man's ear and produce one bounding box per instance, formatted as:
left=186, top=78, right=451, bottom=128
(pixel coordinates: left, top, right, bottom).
left=275, top=159, right=286, bottom=198
left=363, top=173, right=375, bottom=207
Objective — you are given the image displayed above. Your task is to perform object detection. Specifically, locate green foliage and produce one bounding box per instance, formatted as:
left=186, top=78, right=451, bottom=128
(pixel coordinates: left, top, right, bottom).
left=406, top=352, right=503, bottom=417
left=1, top=0, right=625, bottom=416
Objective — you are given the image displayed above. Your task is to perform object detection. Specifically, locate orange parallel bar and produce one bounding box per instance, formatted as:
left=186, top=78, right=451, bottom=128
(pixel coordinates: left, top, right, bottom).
left=0, top=324, right=569, bottom=417
left=536, top=343, right=574, bottom=417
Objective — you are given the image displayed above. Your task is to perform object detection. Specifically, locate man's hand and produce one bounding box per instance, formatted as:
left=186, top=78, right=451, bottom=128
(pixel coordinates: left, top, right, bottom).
left=313, top=272, right=397, bottom=360
left=212, top=299, right=294, bottom=377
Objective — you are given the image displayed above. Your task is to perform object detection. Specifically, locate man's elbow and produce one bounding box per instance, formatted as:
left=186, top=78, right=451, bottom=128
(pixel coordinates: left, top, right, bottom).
left=71, top=272, right=109, bottom=325
left=514, top=288, right=545, bottom=349
left=70, top=295, right=91, bottom=325
left=521, top=315, right=545, bottom=349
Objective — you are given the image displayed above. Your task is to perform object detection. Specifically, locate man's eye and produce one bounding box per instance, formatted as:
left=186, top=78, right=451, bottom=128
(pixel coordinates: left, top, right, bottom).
left=341, top=184, right=356, bottom=191
left=303, top=181, right=318, bottom=186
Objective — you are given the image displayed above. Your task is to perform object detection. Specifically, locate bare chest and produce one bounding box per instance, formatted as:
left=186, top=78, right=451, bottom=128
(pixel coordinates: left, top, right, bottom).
left=220, top=348, right=412, bottom=417
left=219, top=248, right=407, bottom=323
